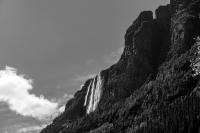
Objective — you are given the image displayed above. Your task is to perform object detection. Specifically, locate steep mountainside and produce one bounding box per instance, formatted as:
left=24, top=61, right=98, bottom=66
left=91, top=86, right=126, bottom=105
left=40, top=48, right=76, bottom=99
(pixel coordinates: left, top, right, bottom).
left=41, top=0, right=200, bottom=132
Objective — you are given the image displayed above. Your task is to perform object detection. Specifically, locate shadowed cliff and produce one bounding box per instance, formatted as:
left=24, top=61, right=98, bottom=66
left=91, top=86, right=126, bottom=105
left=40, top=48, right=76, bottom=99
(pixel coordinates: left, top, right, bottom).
left=40, top=0, right=200, bottom=132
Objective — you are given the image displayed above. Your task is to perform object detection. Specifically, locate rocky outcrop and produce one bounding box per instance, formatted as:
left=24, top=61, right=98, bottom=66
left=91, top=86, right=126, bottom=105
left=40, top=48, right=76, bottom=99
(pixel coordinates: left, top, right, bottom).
left=170, top=0, right=200, bottom=57
left=40, top=0, right=200, bottom=133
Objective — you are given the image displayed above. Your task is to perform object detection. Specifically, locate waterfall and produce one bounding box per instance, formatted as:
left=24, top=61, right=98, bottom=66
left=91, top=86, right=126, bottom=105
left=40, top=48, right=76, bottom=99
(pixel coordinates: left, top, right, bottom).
left=84, top=81, right=92, bottom=106
left=84, top=73, right=103, bottom=114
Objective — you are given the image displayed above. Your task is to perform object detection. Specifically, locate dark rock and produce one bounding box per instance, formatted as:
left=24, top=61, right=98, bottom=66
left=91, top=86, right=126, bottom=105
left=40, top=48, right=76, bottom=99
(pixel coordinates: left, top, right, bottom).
left=155, top=4, right=171, bottom=20
left=40, top=0, right=200, bottom=133
left=170, top=0, right=200, bottom=57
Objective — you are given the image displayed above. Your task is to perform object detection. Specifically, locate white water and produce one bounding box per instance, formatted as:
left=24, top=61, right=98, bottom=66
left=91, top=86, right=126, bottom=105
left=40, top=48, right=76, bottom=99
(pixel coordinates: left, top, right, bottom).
left=84, top=73, right=103, bottom=114
left=84, top=81, right=92, bottom=106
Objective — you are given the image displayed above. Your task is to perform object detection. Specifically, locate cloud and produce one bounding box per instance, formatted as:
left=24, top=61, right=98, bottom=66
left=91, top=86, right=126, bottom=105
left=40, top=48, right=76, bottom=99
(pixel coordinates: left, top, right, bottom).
left=0, top=66, right=59, bottom=120
left=16, top=124, right=47, bottom=133
left=104, top=47, right=124, bottom=65
left=46, top=94, right=73, bottom=122
left=58, top=105, right=65, bottom=113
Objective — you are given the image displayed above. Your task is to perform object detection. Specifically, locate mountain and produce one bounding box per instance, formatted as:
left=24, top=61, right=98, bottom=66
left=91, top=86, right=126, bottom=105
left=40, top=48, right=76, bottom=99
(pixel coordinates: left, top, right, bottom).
left=40, top=0, right=200, bottom=132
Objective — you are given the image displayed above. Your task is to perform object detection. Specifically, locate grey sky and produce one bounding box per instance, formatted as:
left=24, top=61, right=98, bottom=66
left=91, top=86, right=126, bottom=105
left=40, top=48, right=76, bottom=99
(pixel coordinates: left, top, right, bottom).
left=0, top=0, right=170, bottom=132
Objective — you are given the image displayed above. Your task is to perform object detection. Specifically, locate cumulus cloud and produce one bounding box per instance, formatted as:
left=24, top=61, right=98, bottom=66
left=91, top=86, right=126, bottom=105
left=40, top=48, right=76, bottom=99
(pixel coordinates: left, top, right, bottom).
left=0, top=66, right=59, bottom=120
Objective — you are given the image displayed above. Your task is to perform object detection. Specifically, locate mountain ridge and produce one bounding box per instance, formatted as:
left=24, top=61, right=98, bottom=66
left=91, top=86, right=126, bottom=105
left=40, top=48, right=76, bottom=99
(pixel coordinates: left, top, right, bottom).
left=40, top=0, right=200, bottom=132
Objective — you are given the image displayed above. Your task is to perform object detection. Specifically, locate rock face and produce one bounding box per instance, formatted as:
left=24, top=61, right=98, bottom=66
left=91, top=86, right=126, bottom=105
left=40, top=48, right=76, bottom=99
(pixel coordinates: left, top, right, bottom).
left=40, top=0, right=200, bottom=133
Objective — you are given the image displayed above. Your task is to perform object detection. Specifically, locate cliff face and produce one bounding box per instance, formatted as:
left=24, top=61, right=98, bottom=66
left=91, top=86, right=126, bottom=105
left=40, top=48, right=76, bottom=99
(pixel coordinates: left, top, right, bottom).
left=41, top=0, right=200, bottom=133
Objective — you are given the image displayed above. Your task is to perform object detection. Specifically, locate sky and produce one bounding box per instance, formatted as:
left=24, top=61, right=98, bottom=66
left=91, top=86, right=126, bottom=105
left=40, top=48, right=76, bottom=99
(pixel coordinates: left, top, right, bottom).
left=0, top=0, right=170, bottom=132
